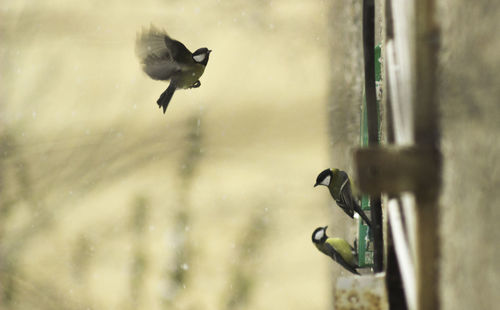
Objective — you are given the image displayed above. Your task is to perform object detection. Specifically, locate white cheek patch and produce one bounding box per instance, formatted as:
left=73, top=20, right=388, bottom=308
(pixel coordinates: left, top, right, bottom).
left=314, top=229, right=324, bottom=241
left=193, top=53, right=206, bottom=63
left=321, top=175, right=331, bottom=186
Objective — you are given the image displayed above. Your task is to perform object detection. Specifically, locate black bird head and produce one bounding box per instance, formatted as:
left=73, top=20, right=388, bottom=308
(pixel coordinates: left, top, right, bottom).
left=312, top=226, right=329, bottom=244
left=192, top=48, right=212, bottom=66
left=314, top=168, right=333, bottom=187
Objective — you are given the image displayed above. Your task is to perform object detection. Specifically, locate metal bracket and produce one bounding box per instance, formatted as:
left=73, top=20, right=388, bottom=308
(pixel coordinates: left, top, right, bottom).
left=354, top=146, right=438, bottom=196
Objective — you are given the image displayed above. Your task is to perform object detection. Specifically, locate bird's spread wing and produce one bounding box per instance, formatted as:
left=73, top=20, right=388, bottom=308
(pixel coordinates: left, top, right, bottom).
left=135, top=25, right=183, bottom=81
left=323, top=243, right=360, bottom=275
left=163, top=36, right=193, bottom=64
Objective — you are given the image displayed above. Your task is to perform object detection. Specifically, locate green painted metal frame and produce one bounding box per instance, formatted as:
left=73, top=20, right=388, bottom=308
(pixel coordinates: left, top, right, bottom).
left=358, top=44, right=382, bottom=267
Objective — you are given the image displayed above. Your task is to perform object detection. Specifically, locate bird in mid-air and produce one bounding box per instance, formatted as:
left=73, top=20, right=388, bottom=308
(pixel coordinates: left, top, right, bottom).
left=312, top=226, right=359, bottom=275
left=135, top=24, right=211, bottom=113
left=314, top=168, right=372, bottom=228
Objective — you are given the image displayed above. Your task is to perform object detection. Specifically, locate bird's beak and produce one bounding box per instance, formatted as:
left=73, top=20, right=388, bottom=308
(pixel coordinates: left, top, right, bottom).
left=324, top=226, right=328, bottom=231
left=208, top=49, right=212, bottom=54
left=314, top=183, right=319, bottom=187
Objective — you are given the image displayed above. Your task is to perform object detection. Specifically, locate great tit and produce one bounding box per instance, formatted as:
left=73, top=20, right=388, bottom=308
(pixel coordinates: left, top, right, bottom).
left=311, top=226, right=359, bottom=275
left=135, top=24, right=211, bottom=113
left=314, top=168, right=372, bottom=228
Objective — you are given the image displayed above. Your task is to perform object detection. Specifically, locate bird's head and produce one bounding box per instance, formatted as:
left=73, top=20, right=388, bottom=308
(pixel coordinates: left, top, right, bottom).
left=312, top=226, right=329, bottom=244
left=193, top=48, right=212, bottom=66
left=314, top=168, right=333, bottom=187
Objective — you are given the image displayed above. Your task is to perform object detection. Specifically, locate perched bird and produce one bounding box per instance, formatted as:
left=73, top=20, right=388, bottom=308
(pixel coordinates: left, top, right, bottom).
left=311, top=226, right=359, bottom=275
left=314, top=168, right=372, bottom=228
left=135, top=24, right=211, bottom=113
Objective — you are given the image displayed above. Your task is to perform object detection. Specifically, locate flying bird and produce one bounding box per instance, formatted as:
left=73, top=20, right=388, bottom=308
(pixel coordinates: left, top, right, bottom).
left=135, top=24, right=211, bottom=113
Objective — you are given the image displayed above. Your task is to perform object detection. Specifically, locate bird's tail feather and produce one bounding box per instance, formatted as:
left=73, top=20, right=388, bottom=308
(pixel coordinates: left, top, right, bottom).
left=358, top=208, right=372, bottom=228
left=351, top=199, right=372, bottom=228
left=157, top=83, right=176, bottom=113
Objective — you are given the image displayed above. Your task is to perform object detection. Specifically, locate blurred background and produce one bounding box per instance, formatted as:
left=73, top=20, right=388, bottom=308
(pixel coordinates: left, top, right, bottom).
left=3, top=0, right=500, bottom=309
left=0, top=1, right=348, bottom=309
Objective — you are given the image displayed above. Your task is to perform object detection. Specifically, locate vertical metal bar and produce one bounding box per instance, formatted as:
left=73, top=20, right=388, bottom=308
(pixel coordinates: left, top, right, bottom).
left=387, top=222, right=409, bottom=310
left=362, top=0, right=384, bottom=273
left=359, top=98, right=373, bottom=268
left=388, top=199, right=416, bottom=309
left=414, top=0, right=441, bottom=309
left=363, top=0, right=377, bottom=143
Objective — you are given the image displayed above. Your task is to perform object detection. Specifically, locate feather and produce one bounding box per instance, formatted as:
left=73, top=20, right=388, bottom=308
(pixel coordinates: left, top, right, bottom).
left=135, top=25, right=182, bottom=80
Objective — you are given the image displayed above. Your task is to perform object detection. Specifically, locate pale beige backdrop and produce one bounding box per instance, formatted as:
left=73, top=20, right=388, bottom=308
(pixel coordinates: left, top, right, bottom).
left=0, top=1, right=336, bottom=309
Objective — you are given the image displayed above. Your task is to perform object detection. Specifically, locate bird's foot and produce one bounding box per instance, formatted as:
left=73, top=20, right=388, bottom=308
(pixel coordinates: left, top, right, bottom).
left=190, top=81, right=201, bottom=88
